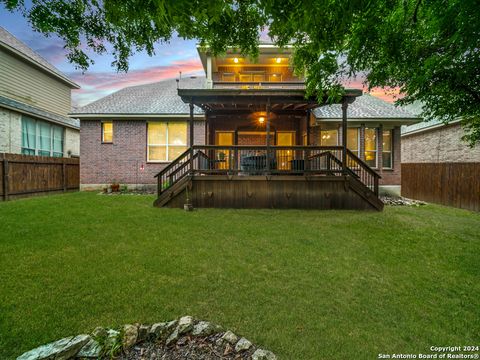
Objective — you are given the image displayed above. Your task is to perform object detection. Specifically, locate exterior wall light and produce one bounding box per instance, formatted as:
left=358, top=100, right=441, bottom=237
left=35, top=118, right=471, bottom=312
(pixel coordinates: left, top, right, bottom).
left=258, top=117, right=265, bottom=124
left=233, top=57, right=239, bottom=63
left=275, top=58, right=282, bottom=63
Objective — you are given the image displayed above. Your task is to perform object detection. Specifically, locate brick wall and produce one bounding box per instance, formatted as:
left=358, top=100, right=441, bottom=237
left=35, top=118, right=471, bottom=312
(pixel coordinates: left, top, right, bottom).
left=402, top=122, right=480, bottom=163
left=80, top=119, right=204, bottom=186
left=0, top=106, right=22, bottom=153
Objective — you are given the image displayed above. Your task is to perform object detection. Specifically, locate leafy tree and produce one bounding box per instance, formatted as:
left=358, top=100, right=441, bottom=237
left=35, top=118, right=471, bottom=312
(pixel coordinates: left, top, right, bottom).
left=2, top=0, right=479, bottom=145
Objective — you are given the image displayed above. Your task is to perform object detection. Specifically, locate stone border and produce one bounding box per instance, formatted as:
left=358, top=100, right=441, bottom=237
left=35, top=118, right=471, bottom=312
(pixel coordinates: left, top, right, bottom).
left=17, top=316, right=277, bottom=360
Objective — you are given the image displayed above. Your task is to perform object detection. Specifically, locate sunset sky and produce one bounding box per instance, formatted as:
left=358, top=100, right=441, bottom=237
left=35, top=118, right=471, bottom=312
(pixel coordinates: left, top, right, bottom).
left=0, top=6, right=398, bottom=108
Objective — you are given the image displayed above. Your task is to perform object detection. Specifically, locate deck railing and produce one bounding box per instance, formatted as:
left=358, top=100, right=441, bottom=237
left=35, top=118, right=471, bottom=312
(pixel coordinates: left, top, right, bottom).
left=155, top=145, right=380, bottom=197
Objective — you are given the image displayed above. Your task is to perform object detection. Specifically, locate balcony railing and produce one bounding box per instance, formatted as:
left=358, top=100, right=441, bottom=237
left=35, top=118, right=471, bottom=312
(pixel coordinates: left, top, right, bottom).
left=155, top=145, right=381, bottom=197
left=212, top=81, right=305, bottom=90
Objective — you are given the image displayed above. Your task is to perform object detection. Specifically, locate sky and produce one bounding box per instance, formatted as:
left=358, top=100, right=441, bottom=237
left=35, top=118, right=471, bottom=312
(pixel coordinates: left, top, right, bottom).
left=0, top=6, right=398, bottom=108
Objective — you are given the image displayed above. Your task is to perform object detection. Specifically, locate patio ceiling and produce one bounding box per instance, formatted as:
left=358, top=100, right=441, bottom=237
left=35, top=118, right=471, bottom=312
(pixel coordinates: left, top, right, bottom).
left=177, top=88, right=362, bottom=113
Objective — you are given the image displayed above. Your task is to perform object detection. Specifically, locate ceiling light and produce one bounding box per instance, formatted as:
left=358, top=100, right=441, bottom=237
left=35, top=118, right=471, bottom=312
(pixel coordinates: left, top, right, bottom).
left=275, top=58, right=281, bottom=63
left=233, top=57, right=239, bottom=63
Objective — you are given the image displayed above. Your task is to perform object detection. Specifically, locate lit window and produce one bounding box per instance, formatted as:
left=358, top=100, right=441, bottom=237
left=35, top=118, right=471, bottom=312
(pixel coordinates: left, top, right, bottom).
left=382, top=130, right=393, bottom=168
left=102, top=121, right=113, bottom=143
left=347, top=128, right=359, bottom=156
left=364, top=128, right=377, bottom=168
left=320, top=129, right=338, bottom=146
left=148, top=122, right=188, bottom=162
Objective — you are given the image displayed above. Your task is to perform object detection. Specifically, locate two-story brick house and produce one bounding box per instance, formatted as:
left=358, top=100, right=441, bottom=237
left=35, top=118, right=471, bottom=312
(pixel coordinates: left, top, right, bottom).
left=73, top=44, right=419, bottom=210
left=0, top=27, right=80, bottom=158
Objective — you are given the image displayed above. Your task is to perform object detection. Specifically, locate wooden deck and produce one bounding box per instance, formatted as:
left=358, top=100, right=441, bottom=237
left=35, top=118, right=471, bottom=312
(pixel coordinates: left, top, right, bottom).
left=154, top=146, right=383, bottom=211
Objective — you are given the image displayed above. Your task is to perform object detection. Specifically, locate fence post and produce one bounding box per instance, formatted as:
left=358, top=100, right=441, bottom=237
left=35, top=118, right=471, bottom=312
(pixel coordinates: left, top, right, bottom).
left=62, top=161, right=67, bottom=192
left=3, top=158, right=9, bottom=201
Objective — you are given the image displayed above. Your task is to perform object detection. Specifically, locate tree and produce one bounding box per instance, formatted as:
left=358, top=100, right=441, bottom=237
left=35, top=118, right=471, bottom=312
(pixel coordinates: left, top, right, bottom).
left=3, top=0, right=479, bottom=145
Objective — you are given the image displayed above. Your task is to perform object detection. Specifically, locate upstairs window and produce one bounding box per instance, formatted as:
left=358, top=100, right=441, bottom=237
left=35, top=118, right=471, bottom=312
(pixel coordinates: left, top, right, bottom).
left=102, top=121, right=113, bottom=143
left=147, top=122, right=188, bottom=162
left=21, top=116, right=64, bottom=157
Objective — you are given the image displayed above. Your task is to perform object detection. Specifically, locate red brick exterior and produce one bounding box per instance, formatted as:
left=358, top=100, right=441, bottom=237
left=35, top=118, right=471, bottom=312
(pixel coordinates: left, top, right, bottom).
left=80, top=119, right=204, bottom=186
left=80, top=117, right=401, bottom=187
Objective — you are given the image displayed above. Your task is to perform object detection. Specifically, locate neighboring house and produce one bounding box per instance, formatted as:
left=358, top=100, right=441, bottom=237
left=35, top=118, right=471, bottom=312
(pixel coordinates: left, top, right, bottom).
left=0, top=27, right=80, bottom=157
left=401, top=112, right=480, bottom=211
left=72, top=44, right=420, bottom=210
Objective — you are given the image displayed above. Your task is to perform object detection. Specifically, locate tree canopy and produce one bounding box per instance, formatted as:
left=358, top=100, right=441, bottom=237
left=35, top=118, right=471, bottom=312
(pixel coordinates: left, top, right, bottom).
left=3, top=0, right=480, bottom=145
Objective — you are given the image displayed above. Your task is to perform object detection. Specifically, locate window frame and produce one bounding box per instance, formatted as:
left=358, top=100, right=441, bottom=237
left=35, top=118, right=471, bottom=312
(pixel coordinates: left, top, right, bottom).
left=347, top=127, right=360, bottom=157
left=147, top=121, right=188, bottom=163
left=21, top=116, right=64, bottom=157
left=382, top=129, right=393, bottom=169
left=364, top=127, right=378, bottom=169
left=101, top=121, right=113, bottom=143
left=319, top=129, right=338, bottom=146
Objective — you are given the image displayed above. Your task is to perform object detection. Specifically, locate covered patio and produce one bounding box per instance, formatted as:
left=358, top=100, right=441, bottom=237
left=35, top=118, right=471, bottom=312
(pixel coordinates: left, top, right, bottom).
left=153, top=88, right=383, bottom=210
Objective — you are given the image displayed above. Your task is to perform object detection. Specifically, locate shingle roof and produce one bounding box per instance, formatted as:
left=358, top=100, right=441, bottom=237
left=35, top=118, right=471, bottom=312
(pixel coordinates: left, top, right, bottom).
left=0, top=27, right=79, bottom=89
left=72, top=77, right=205, bottom=115
left=313, top=94, right=420, bottom=119
left=0, top=95, right=79, bottom=129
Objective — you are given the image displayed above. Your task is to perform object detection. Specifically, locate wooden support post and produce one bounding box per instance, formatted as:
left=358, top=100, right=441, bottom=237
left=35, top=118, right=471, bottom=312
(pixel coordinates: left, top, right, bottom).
left=189, top=100, right=194, bottom=174
left=305, top=110, right=311, bottom=171
left=3, top=158, right=8, bottom=201
left=341, top=99, right=348, bottom=174
left=266, top=98, right=271, bottom=173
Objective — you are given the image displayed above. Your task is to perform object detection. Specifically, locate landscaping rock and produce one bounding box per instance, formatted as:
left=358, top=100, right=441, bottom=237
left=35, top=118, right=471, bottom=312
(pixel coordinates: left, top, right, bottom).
left=235, top=337, right=253, bottom=352
left=252, top=349, right=277, bottom=360
left=137, top=324, right=150, bottom=342
left=122, top=324, right=138, bottom=349
left=191, top=321, right=218, bottom=336
left=76, top=338, right=101, bottom=358
left=19, top=317, right=277, bottom=360
left=165, top=328, right=180, bottom=346
left=91, top=327, right=107, bottom=339
left=221, top=330, right=239, bottom=344
left=177, top=315, right=194, bottom=334
left=17, top=334, right=90, bottom=360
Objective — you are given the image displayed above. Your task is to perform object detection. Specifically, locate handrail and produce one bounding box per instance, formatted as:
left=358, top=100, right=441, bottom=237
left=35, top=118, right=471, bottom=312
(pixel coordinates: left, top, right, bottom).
left=156, top=145, right=381, bottom=198
left=154, top=148, right=191, bottom=178
left=346, top=149, right=381, bottom=179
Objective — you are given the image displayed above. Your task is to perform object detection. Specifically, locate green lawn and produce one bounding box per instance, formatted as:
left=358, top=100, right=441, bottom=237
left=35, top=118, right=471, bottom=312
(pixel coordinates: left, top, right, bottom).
left=0, top=193, right=479, bottom=359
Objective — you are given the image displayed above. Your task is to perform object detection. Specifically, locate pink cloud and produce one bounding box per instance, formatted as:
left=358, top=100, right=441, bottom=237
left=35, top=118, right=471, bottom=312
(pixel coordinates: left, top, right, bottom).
left=71, top=58, right=203, bottom=106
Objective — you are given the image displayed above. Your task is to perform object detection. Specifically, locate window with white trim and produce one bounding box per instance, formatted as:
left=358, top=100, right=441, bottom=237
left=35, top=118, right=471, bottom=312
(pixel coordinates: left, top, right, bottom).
left=364, top=128, right=377, bottom=168
left=382, top=130, right=393, bottom=169
left=147, top=122, right=188, bottom=162
left=21, top=116, right=64, bottom=157
left=102, top=121, right=113, bottom=143
left=347, top=128, right=360, bottom=156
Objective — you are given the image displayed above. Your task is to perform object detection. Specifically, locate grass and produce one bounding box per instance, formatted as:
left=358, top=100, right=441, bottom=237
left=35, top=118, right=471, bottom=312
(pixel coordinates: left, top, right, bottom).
left=0, top=192, right=479, bottom=359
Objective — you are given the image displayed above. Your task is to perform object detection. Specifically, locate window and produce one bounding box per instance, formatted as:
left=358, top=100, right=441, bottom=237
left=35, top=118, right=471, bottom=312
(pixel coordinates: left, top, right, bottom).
left=364, top=128, right=377, bottom=168
left=21, top=117, right=36, bottom=155
left=102, top=121, right=113, bottom=143
left=147, top=122, right=188, bottom=162
left=347, top=128, right=359, bottom=156
left=319, top=129, right=338, bottom=146
left=382, top=130, right=393, bottom=168
left=268, top=73, right=282, bottom=82
left=21, top=116, right=64, bottom=157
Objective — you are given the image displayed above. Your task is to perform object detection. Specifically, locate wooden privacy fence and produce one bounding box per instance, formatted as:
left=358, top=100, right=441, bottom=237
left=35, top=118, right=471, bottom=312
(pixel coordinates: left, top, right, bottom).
left=402, top=163, right=480, bottom=211
left=0, top=153, right=79, bottom=201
